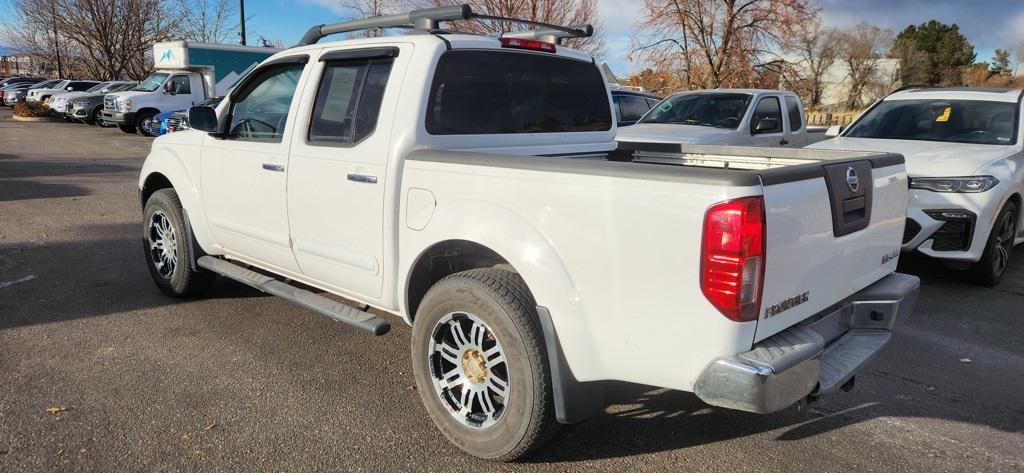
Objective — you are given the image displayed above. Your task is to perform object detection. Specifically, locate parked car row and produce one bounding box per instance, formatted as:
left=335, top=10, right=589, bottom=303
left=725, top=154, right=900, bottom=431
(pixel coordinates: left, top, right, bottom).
left=622, top=85, right=1023, bottom=286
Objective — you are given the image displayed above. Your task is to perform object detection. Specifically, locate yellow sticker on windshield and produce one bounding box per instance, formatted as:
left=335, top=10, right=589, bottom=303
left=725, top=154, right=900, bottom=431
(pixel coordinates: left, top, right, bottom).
left=936, top=107, right=951, bottom=122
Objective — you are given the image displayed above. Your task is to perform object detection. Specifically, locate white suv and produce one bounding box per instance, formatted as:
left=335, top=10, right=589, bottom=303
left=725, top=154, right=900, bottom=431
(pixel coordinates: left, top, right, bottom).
left=809, top=87, right=1024, bottom=285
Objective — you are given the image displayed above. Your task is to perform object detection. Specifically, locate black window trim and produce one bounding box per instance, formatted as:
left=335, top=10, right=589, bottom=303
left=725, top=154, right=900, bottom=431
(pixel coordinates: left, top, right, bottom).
left=223, top=58, right=308, bottom=143
left=319, top=46, right=398, bottom=62
left=305, top=53, right=396, bottom=148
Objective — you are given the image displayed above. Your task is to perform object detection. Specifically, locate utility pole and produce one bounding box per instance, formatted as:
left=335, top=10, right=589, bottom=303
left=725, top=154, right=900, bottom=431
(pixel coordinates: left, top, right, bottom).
left=50, top=0, right=63, bottom=78
left=239, top=0, right=247, bottom=45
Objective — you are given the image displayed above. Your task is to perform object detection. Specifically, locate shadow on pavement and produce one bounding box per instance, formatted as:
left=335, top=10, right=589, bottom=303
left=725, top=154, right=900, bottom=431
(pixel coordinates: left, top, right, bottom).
left=0, top=180, right=92, bottom=201
left=0, top=223, right=265, bottom=331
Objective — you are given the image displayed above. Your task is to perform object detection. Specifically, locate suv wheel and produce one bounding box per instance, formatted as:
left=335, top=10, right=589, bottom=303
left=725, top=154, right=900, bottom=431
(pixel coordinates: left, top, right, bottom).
left=969, top=201, right=1017, bottom=286
left=411, top=269, right=558, bottom=461
left=143, top=189, right=215, bottom=297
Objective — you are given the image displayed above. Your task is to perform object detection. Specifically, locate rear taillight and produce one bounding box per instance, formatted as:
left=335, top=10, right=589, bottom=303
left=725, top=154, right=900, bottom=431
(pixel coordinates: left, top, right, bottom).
left=700, top=196, right=765, bottom=322
left=499, top=37, right=556, bottom=53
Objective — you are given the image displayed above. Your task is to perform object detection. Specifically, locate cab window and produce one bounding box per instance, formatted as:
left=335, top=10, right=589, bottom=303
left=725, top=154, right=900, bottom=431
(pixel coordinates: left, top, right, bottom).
left=785, top=96, right=803, bottom=131
left=750, top=96, right=783, bottom=134
left=227, top=64, right=304, bottom=142
left=308, top=57, right=393, bottom=144
left=168, top=75, right=191, bottom=95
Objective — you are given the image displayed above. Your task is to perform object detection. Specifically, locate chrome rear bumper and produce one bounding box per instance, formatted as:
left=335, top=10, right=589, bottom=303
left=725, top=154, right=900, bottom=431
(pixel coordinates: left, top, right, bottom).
left=693, top=272, right=920, bottom=414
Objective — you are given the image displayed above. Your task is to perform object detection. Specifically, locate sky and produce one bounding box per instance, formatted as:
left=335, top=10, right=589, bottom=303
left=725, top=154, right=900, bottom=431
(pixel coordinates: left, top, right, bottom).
left=2, top=0, right=1023, bottom=77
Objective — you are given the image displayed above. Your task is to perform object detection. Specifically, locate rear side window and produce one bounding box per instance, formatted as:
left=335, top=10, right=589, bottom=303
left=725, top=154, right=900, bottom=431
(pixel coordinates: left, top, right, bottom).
left=750, top=96, right=782, bottom=133
left=785, top=96, right=802, bottom=131
left=615, top=95, right=652, bottom=122
left=309, top=58, right=393, bottom=144
left=426, top=50, right=612, bottom=135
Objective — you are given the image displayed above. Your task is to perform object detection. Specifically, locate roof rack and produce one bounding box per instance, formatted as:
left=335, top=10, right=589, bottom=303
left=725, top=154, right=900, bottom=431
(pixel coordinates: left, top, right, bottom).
left=295, top=4, right=593, bottom=47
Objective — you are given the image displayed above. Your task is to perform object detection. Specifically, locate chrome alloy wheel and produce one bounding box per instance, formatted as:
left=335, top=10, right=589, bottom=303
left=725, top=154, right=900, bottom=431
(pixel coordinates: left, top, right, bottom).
left=428, top=312, right=510, bottom=429
left=992, top=210, right=1016, bottom=276
left=147, top=210, right=178, bottom=279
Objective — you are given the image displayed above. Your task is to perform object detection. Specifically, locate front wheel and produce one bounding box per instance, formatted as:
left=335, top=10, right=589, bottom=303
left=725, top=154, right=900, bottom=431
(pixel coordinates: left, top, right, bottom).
left=968, top=201, right=1017, bottom=286
left=143, top=189, right=215, bottom=297
left=411, top=269, right=558, bottom=461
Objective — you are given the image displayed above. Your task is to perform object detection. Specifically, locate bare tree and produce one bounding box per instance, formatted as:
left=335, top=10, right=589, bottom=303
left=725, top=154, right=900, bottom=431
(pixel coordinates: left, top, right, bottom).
left=840, top=22, right=892, bottom=110
left=630, top=0, right=816, bottom=90
left=337, top=0, right=398, bottom=38
left=783, top=21, right=840, bottom=110
left=6, top=0, right=179, bottom=80
left=175, top=0, right=239, bottom=43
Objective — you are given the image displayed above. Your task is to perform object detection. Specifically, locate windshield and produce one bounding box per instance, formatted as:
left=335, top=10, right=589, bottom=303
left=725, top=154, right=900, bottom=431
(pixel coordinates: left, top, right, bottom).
left=132, top=73, right=169, bottom=92
left=639, top=92, right=752, bottom=129
left=846, top=99, right=1018, bottom=145
left=86, top=82, right=110, bottom=93
left=29, top=80, right=59, bottom=90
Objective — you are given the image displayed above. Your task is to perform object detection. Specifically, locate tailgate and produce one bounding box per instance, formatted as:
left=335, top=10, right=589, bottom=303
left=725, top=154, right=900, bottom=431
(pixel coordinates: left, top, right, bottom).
left=754, top=154, right=907, bottom=342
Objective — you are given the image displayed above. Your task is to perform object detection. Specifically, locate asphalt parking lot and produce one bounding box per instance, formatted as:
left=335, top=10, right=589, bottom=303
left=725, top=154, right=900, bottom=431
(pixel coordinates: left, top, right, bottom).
left=0, top=114, right=1022, bottom=472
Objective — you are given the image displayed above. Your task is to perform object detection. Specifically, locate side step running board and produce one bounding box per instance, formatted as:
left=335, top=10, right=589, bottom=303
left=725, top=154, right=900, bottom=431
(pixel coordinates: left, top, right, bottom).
left=197, top=256, right=391, bottom=336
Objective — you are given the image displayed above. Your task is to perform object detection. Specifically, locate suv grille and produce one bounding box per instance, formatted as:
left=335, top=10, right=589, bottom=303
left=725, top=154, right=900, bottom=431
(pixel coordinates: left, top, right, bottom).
left=167, top=115, right=185, bottom=130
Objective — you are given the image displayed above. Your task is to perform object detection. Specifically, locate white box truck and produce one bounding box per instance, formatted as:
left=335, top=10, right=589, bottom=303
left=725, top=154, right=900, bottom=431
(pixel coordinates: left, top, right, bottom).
left=103, top=41, right=280, bottom=134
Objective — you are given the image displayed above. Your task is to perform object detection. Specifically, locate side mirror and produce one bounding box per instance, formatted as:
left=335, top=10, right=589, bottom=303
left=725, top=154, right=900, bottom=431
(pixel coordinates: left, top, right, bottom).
left=825, top=125, right=844, bottom=137
left=188, top=106, right=219, bottom=133
left=753, top=117, right=779, bottom=134
left=66, top=87, right=74, bottom=91
left=163, top=81, right=175, bottom=95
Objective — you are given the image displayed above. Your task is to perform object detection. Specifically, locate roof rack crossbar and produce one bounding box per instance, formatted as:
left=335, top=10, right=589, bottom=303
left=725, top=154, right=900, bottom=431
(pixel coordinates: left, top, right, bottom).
left=294, top=4, right=593, bottom=47
left=494, top=20, right=593, bottom=45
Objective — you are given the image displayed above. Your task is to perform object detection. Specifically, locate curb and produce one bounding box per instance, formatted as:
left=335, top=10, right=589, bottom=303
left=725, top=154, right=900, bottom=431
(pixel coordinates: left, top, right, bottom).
left=12, top=115, right=57, bottom=122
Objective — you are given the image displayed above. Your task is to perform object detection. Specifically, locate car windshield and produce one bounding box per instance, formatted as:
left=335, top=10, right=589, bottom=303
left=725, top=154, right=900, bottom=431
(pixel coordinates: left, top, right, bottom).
left=639, top=92, right=752, bottom=129
left=133, top=73, right=169, bottom=92
left=86, top=82, right=110, bottom=93
left=845, top=99, right=1019, bottom=145
left=29, top=81, right=58, bottom=89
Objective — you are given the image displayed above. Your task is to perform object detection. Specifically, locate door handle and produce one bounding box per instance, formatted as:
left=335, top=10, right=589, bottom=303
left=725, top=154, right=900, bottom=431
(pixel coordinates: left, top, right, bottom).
left=779, top=139, right=789, bottom=146
left=262, top=163, right=285, bottom=172
left=347, top=173, right=378, bottom=184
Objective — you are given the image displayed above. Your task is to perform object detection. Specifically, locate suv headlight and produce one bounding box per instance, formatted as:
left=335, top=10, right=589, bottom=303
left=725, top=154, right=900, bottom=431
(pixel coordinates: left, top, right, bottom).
left=118, top=98, right=132, bottom=112
left=909, top=176, right=999, bottom=193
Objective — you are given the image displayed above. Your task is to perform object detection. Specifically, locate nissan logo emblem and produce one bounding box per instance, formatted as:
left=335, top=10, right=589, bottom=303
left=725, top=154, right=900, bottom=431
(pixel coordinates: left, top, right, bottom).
left=846, top=167, right=860, bottom=193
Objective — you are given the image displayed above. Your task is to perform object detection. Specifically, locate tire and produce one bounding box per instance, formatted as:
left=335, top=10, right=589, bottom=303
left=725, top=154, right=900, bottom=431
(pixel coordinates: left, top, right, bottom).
left=411, top=268, right=558, bottom=461
left=142, top=189, right=215, bottom=297
left=118, top=123, right=137, bottom=133
left=137, top=111, right=158, bottom=136
left=87, top=106, right=102, bottom=125
left=968, top=201, right=1017, bottom=286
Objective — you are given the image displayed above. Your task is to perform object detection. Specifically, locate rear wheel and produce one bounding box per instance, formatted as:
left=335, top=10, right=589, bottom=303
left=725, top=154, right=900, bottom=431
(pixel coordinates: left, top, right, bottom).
left=143, top=189, right=215, bottom=297
left=968, top=201, right=1017, bottom=286
left=411, top=269, right=558, bottom=461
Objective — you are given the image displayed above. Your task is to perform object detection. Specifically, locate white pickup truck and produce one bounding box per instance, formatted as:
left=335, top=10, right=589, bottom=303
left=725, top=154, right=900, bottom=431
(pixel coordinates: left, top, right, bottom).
left=616, top=89, right=829, bottom=147
left=138, top=6, right=919, bottom=461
